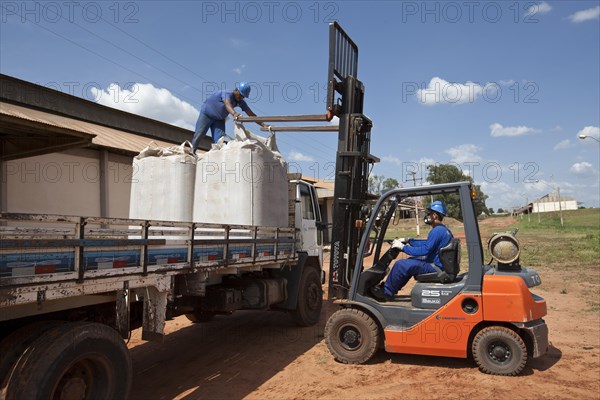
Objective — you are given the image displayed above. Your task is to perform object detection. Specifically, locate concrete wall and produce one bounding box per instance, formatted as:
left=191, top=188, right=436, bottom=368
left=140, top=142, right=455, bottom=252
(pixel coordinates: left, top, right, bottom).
left=532, top=200, right=578, bottom=213
left=2, top=148, right=133, bottom=218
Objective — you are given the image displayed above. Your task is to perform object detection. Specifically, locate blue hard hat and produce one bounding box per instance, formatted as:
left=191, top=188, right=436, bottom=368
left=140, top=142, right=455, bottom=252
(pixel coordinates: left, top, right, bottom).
left=427, top=200, right=447, bottom=216
left=236, top=82, right=251, bottom=98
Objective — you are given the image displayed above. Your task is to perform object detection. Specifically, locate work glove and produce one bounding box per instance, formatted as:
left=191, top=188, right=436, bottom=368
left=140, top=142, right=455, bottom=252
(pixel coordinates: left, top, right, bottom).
left=392, top=238, right=407, bottom=250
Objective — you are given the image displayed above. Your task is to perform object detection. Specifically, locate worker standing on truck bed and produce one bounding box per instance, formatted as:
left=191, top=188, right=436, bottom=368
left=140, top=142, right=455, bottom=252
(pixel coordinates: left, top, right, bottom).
left=191, top=81, right=265, bottom=152
left=371, top=201, right=453, bottom=301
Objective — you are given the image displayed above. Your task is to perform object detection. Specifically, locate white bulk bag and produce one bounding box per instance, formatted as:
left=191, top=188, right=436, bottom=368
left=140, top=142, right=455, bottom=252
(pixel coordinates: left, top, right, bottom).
left=193, top=124, right=289, bottom=227
left=129, top=141, right=196, bottom=222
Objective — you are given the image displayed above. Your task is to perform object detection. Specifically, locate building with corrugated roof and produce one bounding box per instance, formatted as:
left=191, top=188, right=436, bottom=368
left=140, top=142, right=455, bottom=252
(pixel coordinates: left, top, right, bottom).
left=514, top=193, right=578, bottom=215
left=1, top=74, right=206, bottom=218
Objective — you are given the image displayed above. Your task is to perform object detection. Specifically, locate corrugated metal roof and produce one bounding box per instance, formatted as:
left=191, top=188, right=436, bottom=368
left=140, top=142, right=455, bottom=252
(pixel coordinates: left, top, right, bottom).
left=302, top=175, right=335, bottom=190
left=1, top=101, right=181, bottom=154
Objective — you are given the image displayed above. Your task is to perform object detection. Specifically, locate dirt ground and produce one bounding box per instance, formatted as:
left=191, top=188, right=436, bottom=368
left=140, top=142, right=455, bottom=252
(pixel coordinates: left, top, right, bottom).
left=128, top=217, right=600, bottom=400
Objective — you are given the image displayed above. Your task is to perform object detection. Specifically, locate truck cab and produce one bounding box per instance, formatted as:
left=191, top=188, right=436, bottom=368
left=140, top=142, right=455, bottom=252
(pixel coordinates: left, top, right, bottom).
left=295, top=179, right=323, bottom=268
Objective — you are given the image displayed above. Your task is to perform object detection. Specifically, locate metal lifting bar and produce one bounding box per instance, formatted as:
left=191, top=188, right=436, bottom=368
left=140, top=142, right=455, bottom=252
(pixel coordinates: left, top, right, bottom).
left=236, top=114, right=330, bottom=123
left=259, top=125, right=339, bottom=132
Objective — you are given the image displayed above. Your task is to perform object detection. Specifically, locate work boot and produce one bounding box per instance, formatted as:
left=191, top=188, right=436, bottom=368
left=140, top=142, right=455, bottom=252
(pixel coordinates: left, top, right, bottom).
left=369, top=284, right=392, bottom=302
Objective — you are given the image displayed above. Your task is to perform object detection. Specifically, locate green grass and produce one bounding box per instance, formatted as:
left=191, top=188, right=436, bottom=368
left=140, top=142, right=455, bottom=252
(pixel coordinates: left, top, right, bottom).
left=516, top=209, right=600, bottom=311
left=516, top=209, right=599, bottom=266
left=517, top=208, right=600, bottom=232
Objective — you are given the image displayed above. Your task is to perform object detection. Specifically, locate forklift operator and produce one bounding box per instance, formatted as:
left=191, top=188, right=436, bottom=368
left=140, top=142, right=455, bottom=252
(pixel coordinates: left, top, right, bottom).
left=371, top=201, right=453, bottom=301
left=191, top=82, right=265, bottom=152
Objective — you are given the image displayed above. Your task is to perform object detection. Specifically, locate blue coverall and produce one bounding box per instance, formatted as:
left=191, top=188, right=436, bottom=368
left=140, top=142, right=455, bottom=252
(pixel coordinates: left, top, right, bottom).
left=383, top=225, right=453, bottom=298
left=192, top=90, right=250, bottom=151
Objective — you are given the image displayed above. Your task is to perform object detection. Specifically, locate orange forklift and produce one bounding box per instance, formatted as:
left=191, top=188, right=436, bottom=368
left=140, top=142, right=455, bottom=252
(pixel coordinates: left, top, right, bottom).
left=321, top=23, right=548, bottom=375
left=324, top=182, right=548, bottom=375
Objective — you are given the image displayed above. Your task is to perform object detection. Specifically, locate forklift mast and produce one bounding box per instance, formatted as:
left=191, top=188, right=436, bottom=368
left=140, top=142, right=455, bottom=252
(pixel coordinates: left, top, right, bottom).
left=237, top=22, right=378, bottom=300
left=326, top=22, right=379, bottom=300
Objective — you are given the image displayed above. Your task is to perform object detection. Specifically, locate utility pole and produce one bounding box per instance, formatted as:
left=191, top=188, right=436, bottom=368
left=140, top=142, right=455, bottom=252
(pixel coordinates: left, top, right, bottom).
left=408, top=172, right=420, bottom=236
left=518, top=193, right=527, bottom=221
left=557, top=186, right=564, bottom=228
left=535, top=179, right=565, bottom=226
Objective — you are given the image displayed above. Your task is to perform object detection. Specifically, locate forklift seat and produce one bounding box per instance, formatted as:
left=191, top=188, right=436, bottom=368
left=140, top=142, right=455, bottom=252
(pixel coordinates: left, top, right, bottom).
left=415, top=238, right=461, bottom=284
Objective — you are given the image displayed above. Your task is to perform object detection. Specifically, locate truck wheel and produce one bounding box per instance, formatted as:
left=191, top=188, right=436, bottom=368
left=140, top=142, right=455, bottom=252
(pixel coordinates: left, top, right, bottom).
left=325, top=308, right=380, bottom=364
left=0, top=321, right=65, bottom=388
left=185, top=309, right=216, bottom=323
left=472, top=326, right=527, bottom=376
left=291, top=266, right=323, bottom=326
left=4, top=322, right=131, bottom=400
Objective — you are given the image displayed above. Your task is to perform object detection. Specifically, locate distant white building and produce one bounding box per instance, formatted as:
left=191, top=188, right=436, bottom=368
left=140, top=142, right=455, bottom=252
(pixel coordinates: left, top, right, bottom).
left=531, top=194, right=578, bottom=213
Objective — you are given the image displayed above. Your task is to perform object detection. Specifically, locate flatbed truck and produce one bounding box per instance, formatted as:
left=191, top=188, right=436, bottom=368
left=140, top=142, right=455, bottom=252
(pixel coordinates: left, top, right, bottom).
left=0, top=21, right=366, bottom=399
left=0, top=176, right=324, bottom=399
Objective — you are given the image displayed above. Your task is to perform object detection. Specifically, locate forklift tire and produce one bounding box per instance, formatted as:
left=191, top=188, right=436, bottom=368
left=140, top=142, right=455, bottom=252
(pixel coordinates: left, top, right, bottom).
left=4, top=322, right=131, bottom=400
left=472, top=326, right=527, bottom=376
left=185, top=309, right=216, bottom=323
left=325, top=308, right=380, bottom=364
left=0, top=321, right=65, bottom=389
left=291, top=266, right=323, bottom=327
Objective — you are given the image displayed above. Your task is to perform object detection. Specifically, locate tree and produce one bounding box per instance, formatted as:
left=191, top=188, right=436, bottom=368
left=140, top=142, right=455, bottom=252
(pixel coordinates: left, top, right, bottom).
left=382, top=178, right=399, bottom=191
left=427, top=164, right=490, bottom=219
left=497, top=208, right=505, bottom=214
left=368, top=175, right=384, bottom=194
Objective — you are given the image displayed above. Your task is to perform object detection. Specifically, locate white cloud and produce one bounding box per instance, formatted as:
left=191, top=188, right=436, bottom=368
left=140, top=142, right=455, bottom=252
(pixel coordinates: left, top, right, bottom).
left=480, top=181, right=511, bottom=194
left=418, top=157, right=436, bottom=167
left=525, top=179, right=555, bottom=193
left=233, top=64, right=246, bottom=75
left=382, top=155, right=402, bottom=166
left=570, top=162, right=596, bottom=177
left=553, top=139, right=573, bottom=151
left=498, top=79, right=515, bottom=86
left=445, top=144, right=482, bottom=164
left=568, top=6, right=600, bottom=23
left=91, top=83, right=198, bottom=130
left=382, top=156, right=435, bottom=168
left=481, top=181, right=524, bottom=208
left=417, top=77, right=488, bottom=105
left=528, top=2, right=552, bottom=15
left=229, top=38, right=245, bottom=47
left=577, top=126, right=600, bottom=140
left=490, top=123, right=540, bottom=137
left=288, top=151, right=315, bottom=162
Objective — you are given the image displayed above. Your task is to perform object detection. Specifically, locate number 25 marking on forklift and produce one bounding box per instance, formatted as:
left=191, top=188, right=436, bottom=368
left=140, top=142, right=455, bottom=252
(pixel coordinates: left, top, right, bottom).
left=422, top=289, right=441, bottom=297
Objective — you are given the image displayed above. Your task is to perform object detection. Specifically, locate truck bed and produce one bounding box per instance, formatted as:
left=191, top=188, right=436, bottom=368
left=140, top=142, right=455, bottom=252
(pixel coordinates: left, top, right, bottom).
left=0, top=213, right=298, bottom=313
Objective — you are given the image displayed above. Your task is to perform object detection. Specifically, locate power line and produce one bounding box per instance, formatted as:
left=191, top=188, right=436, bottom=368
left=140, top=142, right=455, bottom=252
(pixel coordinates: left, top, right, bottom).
left=88, top=6, right=341, bottom=156
left=8, top=4, right=338, bottom=160
left=32, top=2, right=207, bottom=100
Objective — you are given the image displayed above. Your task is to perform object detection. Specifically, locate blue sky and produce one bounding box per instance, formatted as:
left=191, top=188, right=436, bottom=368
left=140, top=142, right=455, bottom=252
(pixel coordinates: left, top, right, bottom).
left=1, top=1, right=599, bottom=210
